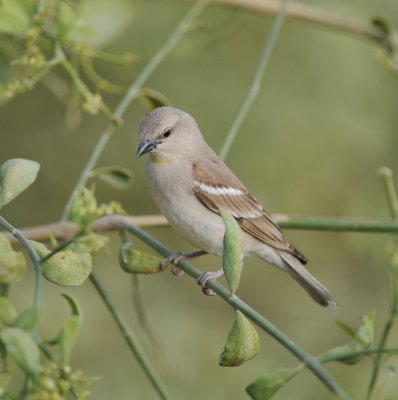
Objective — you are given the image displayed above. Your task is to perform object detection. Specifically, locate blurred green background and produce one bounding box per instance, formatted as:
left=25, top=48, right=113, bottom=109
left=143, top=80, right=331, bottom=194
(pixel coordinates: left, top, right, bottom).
left=1, top=0, right=398, bottom=398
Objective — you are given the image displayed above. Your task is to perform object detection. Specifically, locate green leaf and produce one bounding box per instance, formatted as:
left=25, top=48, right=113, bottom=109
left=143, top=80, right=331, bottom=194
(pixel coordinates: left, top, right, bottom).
left=57, top=2, right=76, bottom=41
left=119, top=242, right=162, bottom=274
left=219, top=310, right=260, bottom=367
left=0, top=159, right=40, bottom=207
left=0, top=0, right=32, bottom=34
left=70, top=187, right=98, bottom=229
left=220, top=209, right=243, bottom=295
left=91, top=166, right=133, bottom=190
left=335, top=320, right=357, bottom=338
left=31, top=241, right=92, bottom=287
left=15, top=308, right=39, bottom=332
left=246, top=367, right=300, bottom=400
left=0, top=297, right=17, bottom=325
left=59, top=294, right=82, bottom=364
left=78, top=0, right=136, bottom=47
left=0, top=234, right=27, bottom=284
left=319, top=311, right=376, bottom=365
left=0, top=327, right=39, bottom=378
left=138, top=88, right=173, bottom=111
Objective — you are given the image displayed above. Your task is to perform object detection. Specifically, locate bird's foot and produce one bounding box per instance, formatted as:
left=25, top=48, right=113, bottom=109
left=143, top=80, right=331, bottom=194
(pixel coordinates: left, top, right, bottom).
left=160, top=250, right=207, bottom=276
left=196, top=269, right=224, bottom=296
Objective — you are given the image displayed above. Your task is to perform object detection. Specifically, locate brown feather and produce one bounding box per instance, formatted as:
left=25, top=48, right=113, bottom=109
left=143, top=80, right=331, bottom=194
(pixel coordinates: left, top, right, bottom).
left=192, top=160, right=308, bottom=264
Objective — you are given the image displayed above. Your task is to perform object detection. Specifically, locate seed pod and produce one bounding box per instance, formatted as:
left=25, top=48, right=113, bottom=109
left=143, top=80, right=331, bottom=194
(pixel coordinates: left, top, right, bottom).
left=0, top=297, right=18, bottom=325
left=31, top=241, right=92, bottom=287
left=219, top=310, right=260, bottom=367
left=119, top=242, right=161, bottom=274
left=220, top=209, right=243, bottom=295
left=0, top=234, right=27, bottom=284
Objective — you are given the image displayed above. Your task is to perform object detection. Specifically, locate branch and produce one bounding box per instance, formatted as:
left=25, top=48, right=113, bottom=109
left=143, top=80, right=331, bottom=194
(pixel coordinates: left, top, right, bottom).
left=0, top=215, right=42, bottom=339
left=124, top=222, right=352, bottom=400
left=178, top=0, right=385, bottom=43
left=219, top=0, right=288, bottom=159
left=3, top=214, right=398, bottom=245
left=89, top=271, right=172, bottom=400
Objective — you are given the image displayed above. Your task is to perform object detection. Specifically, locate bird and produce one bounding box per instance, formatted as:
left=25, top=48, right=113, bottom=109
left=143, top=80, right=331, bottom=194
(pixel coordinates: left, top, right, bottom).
left=136, top=106, right=336, bottom=307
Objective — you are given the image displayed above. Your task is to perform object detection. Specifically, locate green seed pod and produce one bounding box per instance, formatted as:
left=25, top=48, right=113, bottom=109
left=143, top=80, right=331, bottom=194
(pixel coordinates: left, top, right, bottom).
left=219, top=310, right=260, bottom=367
left=31, top=241, right=92, bottom=287
left=119, top=242, right=161, bottom=274
left=0, top=297, right=18, bottom=325
left=0, top=234, right=27, bottom=284
left=220, top=209, right=243, bottom=295
left=246, top=367, right=300, bottom=400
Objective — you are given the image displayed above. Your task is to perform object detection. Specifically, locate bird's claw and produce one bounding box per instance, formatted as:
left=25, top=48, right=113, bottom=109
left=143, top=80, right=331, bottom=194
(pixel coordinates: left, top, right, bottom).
left=159, top=252, right=185, bottom=276
left=196, top=270, right=224, bottom=296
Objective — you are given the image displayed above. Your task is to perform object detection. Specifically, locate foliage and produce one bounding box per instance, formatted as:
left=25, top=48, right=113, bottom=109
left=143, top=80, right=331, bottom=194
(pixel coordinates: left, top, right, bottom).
left=0, top=0, right=135, bottom=126
left=0, top=1, right=398, bottom=400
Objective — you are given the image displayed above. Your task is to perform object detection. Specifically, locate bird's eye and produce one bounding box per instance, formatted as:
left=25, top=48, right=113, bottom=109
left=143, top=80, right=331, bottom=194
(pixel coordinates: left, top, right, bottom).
left=163, top=128, right=172, bottom=138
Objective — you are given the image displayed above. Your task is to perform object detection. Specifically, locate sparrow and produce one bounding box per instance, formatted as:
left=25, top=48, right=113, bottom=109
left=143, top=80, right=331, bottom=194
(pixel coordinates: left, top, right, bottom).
left=136, top=106, right=336, bottom=307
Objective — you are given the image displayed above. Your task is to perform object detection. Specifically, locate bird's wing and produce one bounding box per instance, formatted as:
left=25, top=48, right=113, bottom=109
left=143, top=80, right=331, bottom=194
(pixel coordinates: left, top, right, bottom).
left=192, top=159, right=308, bottom=263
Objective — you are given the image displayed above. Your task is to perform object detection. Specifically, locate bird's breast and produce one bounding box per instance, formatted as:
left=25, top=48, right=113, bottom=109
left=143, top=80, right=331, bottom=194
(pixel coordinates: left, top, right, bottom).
left=146, top=160, right=225, bottom=255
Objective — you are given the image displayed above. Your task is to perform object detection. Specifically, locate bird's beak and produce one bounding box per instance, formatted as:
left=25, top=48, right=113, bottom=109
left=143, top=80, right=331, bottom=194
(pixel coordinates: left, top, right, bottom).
left=136, top=139, right=157, bottom=158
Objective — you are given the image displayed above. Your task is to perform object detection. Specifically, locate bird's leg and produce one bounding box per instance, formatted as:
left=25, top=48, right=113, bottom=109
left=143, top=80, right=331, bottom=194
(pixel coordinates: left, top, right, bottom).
left=160, top=250, right=207, bottom=276
left=196, top=268, right=224, bottom=296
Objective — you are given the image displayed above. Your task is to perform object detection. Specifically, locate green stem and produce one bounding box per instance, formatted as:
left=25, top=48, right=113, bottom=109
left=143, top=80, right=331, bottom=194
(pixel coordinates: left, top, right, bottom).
left=366, top=167, right=398, bottom=399
left=60, top=0, right=208, bottom=221
left=89, top=271, right=172, bottom=400
left=219, top=0, right=288, bottom=160
left=40, top=230, right=84, bottom=263
left=377, top=166, right=398, bottom=219
left=278, top=215, right=398, bottom=233
left=124, top=222, right=351, bottom=400
left=0, top=215, right=42, bottom=338
left=319, top=347, right=398, bottom=364
left=366, top=275, right=398, bottom=399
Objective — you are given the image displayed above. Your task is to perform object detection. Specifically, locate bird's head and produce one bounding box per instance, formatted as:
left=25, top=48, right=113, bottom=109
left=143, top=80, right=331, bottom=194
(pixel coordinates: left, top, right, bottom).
left=136, top=106, right=203, bottom=160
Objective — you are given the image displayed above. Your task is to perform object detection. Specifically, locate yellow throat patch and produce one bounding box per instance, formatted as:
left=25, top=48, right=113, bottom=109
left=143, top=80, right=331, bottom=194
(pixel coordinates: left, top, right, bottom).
left=150, top=154, right=170, bottom=166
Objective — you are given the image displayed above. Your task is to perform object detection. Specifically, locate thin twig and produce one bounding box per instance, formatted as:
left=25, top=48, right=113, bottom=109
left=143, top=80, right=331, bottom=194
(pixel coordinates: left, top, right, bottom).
left=377, top=167, right=398, bottom=219
left=124, top=222, right=352, bottom=400
left=177, top=0, right=385, bottom=43
left=89, top=271, right=172, bottom=400
left=0, top=215, right=42, bottom=339
left=319, top=347, right=398, bottom=364
left=366, top=167, right=398, bottom=399
left=219, top=0, right=288, bottom=160
left=4, top=214, right=398, bottom=245
left=60, top=0, right=209, bottom=221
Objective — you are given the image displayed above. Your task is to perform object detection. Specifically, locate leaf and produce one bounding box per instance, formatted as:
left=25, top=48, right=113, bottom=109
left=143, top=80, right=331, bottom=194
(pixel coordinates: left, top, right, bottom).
left=119, top=242, right=161, bottom=274
left=335, top=320, right=357, bottom=338
left=0, top=234, right=27, bottom=284
left=219, top=311, right=260, bottom=367
left=138, top=88, right=173, bottom=111
left=15, top=308, right=39, bottom=332
left=0, top=159, right=40, bottom=207
left=59, top=294, right=82, bottom=364
left=0, top=297, right=17, bottom=325
left=31, top=241, right=92, bottom=287
left=70, top=187, right=97, bottom=229
left=246, top=367, right=300, bottom=400
left=0, top=0, right=32, bottom=34
left=0, top=327, right=39, bottom=378
left=78, top=0, right=136, bottom=47
left=319, top=312, right=376, bottom=365
left=220, top=209, right=243, bottom=295
left=91, top=166, right=133, bottom=190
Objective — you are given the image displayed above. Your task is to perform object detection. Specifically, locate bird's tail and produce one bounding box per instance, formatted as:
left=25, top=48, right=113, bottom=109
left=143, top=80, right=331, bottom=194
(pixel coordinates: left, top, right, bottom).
left=279, top=253, right=337, bottom=308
